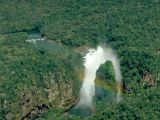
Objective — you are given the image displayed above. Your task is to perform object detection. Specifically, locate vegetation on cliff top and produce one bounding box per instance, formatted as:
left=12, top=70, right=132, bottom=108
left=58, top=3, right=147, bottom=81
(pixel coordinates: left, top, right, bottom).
left=0, top=0, right=160, bottom=119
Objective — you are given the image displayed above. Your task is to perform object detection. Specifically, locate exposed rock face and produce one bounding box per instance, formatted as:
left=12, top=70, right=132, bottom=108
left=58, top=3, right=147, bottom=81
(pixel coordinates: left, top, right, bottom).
left=122, top=82, right=132, bottom=93
left=45, top=73, right=77, bottom=110
left=20, top=86, right=49, bottom=120
left=142, top=71, right=156, bottom=88
left=74, top=45, right=90, bottom=53
left=6, top=72, right=79, bottom=120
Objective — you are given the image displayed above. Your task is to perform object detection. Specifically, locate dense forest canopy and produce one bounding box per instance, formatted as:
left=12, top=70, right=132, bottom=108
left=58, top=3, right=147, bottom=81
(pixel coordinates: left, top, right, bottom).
left=0, top=0, right=160, bottom=119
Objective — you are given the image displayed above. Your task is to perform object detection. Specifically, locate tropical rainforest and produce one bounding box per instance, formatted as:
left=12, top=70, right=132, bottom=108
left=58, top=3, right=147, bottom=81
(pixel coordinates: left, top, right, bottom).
left=0, top=0, right=160, bottom=120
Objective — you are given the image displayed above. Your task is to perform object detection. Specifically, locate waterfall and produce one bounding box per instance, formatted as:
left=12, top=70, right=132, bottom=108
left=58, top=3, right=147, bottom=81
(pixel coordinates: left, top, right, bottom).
left=78, top=46, right=122, bottom=108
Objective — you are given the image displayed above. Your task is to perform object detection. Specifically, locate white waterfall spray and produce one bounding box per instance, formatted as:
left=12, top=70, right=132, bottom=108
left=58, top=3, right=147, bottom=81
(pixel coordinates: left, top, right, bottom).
left=78, top=46, right=122, bottom=108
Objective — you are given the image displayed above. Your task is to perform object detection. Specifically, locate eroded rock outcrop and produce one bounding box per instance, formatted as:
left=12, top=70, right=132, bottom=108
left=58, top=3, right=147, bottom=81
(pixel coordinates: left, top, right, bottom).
left=17, top=72, right=79, bottom=120
left=44, top=72, right=77, bottom=110
left=142, top=71, right=156, bottom=88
